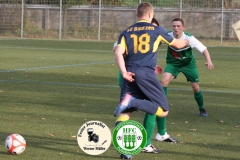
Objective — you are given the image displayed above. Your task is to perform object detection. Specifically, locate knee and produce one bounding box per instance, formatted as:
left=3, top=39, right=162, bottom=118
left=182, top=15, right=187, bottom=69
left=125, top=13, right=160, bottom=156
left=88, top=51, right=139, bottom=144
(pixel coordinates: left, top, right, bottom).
left=192, top=84, right=200, bottom=93
left=161, top=73, right=173, bottom=86
left=159, top=111, right=169, bottom=117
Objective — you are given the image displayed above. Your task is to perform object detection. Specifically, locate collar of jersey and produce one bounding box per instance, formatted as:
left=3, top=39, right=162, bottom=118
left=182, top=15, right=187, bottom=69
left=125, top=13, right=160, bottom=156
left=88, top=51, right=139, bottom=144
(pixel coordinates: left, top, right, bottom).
left=137, top=20, right=148, bottom=23
left=169, top=45, right=191, bottom=52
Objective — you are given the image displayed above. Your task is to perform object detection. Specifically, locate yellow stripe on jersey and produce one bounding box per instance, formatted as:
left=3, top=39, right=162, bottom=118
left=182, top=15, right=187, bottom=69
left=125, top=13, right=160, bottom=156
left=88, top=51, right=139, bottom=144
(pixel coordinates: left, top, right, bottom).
left=153, top=36, right=162, bottom=52
left=168, top=38, right=175, bottom=46
left=118, top=36, right=128, bottom=55
left=153, top=36, right=175, bottom=52
left=125, top=45, right=128, bottom=54
left=160, top=36, right=175, bottom=45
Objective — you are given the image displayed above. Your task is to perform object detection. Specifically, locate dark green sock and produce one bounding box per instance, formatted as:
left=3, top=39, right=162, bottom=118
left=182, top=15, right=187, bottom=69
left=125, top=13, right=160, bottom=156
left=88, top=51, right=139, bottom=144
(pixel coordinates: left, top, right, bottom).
left=143, top=113, right=156, bottom=146
left=156, top=116, right=166, bottom=135
left=163, top=86, right=168, bottom=96
left=117, top=70, right=123, bottom=87
left=194, top=90, right=204, bottom=109
left=155, top=86, right=168, bottom=136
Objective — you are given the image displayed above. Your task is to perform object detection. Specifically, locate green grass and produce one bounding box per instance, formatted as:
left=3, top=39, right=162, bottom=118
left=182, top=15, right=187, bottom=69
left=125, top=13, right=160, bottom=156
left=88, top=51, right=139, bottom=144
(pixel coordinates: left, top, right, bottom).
left=0, top=39, right=240, bottom=160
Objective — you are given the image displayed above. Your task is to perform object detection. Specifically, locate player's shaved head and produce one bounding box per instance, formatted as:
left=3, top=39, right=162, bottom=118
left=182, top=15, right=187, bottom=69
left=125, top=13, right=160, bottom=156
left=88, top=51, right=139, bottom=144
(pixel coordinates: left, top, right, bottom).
left=137, top=2, right=153, bottom=18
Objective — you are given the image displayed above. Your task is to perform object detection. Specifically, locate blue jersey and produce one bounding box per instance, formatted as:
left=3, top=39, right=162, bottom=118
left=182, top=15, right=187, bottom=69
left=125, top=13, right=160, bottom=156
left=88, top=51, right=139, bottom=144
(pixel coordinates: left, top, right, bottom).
left=117, top=20, right=175, bottom=70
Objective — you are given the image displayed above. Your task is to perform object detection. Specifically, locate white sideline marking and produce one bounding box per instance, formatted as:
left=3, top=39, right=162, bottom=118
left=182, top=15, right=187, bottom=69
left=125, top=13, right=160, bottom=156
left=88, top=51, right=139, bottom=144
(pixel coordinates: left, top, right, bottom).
left=169, top=88, right=240, bottom=94
left=0, top=61, right=115, bottom=72
left=0, top=79, right=239, bottom=94
left=0, top=46, right=112, bottom=52
left=0, top=46, right=167, bottom=52
left=0, top=79, right=119, bottom=88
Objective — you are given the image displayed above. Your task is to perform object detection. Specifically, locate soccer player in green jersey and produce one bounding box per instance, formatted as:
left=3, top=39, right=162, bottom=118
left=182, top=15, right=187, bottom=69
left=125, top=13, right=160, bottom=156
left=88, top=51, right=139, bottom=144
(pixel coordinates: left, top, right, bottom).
left=155, top=18, right=214, bottom=141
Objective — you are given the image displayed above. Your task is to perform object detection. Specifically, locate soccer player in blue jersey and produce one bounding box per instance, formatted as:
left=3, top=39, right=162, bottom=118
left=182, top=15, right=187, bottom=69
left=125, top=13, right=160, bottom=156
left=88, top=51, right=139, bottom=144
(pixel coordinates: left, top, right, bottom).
left=114, top=18, right=176, bottom=157
left=155, top=18, right=214, bottom=141
left=113, top=2, right=189, bottom=159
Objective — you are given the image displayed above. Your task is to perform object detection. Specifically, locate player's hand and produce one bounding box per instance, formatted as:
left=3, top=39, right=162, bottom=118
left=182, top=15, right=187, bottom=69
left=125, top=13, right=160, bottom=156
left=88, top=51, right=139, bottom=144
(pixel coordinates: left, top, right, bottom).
left=122, top=72, right=135, bottom=82
left=205, top=62, right=214, bottom=70
left=155, top=65, right=163, bottom=74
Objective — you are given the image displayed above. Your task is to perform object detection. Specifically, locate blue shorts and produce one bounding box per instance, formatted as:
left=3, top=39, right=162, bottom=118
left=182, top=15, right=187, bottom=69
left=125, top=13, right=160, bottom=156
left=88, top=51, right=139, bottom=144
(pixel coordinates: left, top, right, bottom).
left=120, top=67, right=169, bottom=111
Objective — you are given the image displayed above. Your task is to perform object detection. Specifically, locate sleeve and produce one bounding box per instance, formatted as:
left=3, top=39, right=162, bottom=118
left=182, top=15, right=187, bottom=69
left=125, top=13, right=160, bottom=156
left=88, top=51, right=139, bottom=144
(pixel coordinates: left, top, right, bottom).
left=113, top=41, right=118, bottom=47
left=113, top=41, right=118, bottom=51
left=158, top=26, right=175, bottom=45
left=117, top=33, right=127, bottom=48
left=188, top=36, right=207, bottom=54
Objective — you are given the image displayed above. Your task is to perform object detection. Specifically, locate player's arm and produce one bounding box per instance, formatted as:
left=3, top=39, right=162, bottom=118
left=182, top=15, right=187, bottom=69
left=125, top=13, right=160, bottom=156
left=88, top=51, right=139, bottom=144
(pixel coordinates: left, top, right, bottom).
left=170, top=39, right=189, bottom=49
left=157, top=26, right=189, bottom=49
left=189, top=36, right=214, bottom=70
left=203, top=49, right=214, bottom=70
left=114, top=45, right=126, bottom=74
left=114, top=36, right=135, bottom=82
left=113, top=41, right=124, bottom=87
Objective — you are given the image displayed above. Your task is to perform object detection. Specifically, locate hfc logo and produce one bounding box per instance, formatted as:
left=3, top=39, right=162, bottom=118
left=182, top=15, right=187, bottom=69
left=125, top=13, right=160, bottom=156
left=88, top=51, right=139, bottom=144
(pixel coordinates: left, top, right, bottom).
left=112, top=120, right=147, bottom=156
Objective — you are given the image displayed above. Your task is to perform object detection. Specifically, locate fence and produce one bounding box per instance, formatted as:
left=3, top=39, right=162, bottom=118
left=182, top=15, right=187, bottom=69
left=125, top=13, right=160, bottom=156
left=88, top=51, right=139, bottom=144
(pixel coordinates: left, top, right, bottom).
left=0, top=0, right=240, bottom=45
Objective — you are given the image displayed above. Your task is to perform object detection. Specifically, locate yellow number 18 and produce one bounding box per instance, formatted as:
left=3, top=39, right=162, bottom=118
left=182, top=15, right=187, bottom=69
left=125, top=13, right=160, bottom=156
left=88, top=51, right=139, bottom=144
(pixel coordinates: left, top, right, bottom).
left=130, top=33, right=150, bottom=54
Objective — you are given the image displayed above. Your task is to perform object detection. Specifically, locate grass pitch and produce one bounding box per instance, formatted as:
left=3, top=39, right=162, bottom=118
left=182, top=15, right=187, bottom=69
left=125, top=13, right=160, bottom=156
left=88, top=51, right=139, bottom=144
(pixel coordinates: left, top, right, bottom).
left=0, top=39, right=240, bottom=160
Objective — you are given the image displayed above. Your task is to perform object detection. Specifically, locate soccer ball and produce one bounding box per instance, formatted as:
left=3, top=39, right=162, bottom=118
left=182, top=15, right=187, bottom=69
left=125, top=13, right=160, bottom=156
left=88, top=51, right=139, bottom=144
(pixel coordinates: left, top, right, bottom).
left=5, top=134, right=26, bottom=155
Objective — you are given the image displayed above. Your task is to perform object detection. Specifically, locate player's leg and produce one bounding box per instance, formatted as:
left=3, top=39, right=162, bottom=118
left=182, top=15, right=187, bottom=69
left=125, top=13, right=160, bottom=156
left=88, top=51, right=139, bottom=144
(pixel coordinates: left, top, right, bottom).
left=143, top=113, right=156, bottom=147
left=115, top=113, right=130, bottom=126
left=115, top=75, right=133, bottom=159
left=132, top=67, right=169, bottom=114
left=181, top=63, right=208, bottom=116
left=191, top=82, right=207, bottom=116
left=161, top=63, right=177, bottom=98
left=142, top=116, right=162, bottom=153
left=114, top=68, right=168, bottom=117
left=161, top=72, right=174, bottom=95
left=142, top=113, right=162, bottom=153
left=117, top=70, right=123, bottom=88
left=115, top=70, right=161, bottom=157
left=155, top=64, right=178, bottom=142
left=134, top=67, right=168, bottom=153
left=115, top=112, right=133, bottom=159
left=114, top=94, right=168, bottom=117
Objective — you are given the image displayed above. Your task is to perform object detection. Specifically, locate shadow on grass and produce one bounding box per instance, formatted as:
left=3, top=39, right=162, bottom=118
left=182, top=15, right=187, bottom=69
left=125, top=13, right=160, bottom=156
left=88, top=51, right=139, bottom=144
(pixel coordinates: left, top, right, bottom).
left=0, top=151, right=10, bottom=155
left=164, top=149, right=240, bottom=160
left=187, top=142, right=240, bottom=152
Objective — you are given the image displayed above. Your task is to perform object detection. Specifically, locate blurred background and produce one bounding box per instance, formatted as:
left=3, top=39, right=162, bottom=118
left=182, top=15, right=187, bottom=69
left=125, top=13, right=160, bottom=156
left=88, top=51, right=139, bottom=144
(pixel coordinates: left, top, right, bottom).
left=0, top=0, right=240, bottom=45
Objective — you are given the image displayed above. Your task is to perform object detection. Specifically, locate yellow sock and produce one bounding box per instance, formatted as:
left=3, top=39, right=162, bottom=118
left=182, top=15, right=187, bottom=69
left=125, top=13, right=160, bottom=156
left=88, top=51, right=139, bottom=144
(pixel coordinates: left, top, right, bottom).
left=155, top=107, right=163, bottom=116
left=116, top=115, right=129, bottom=122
